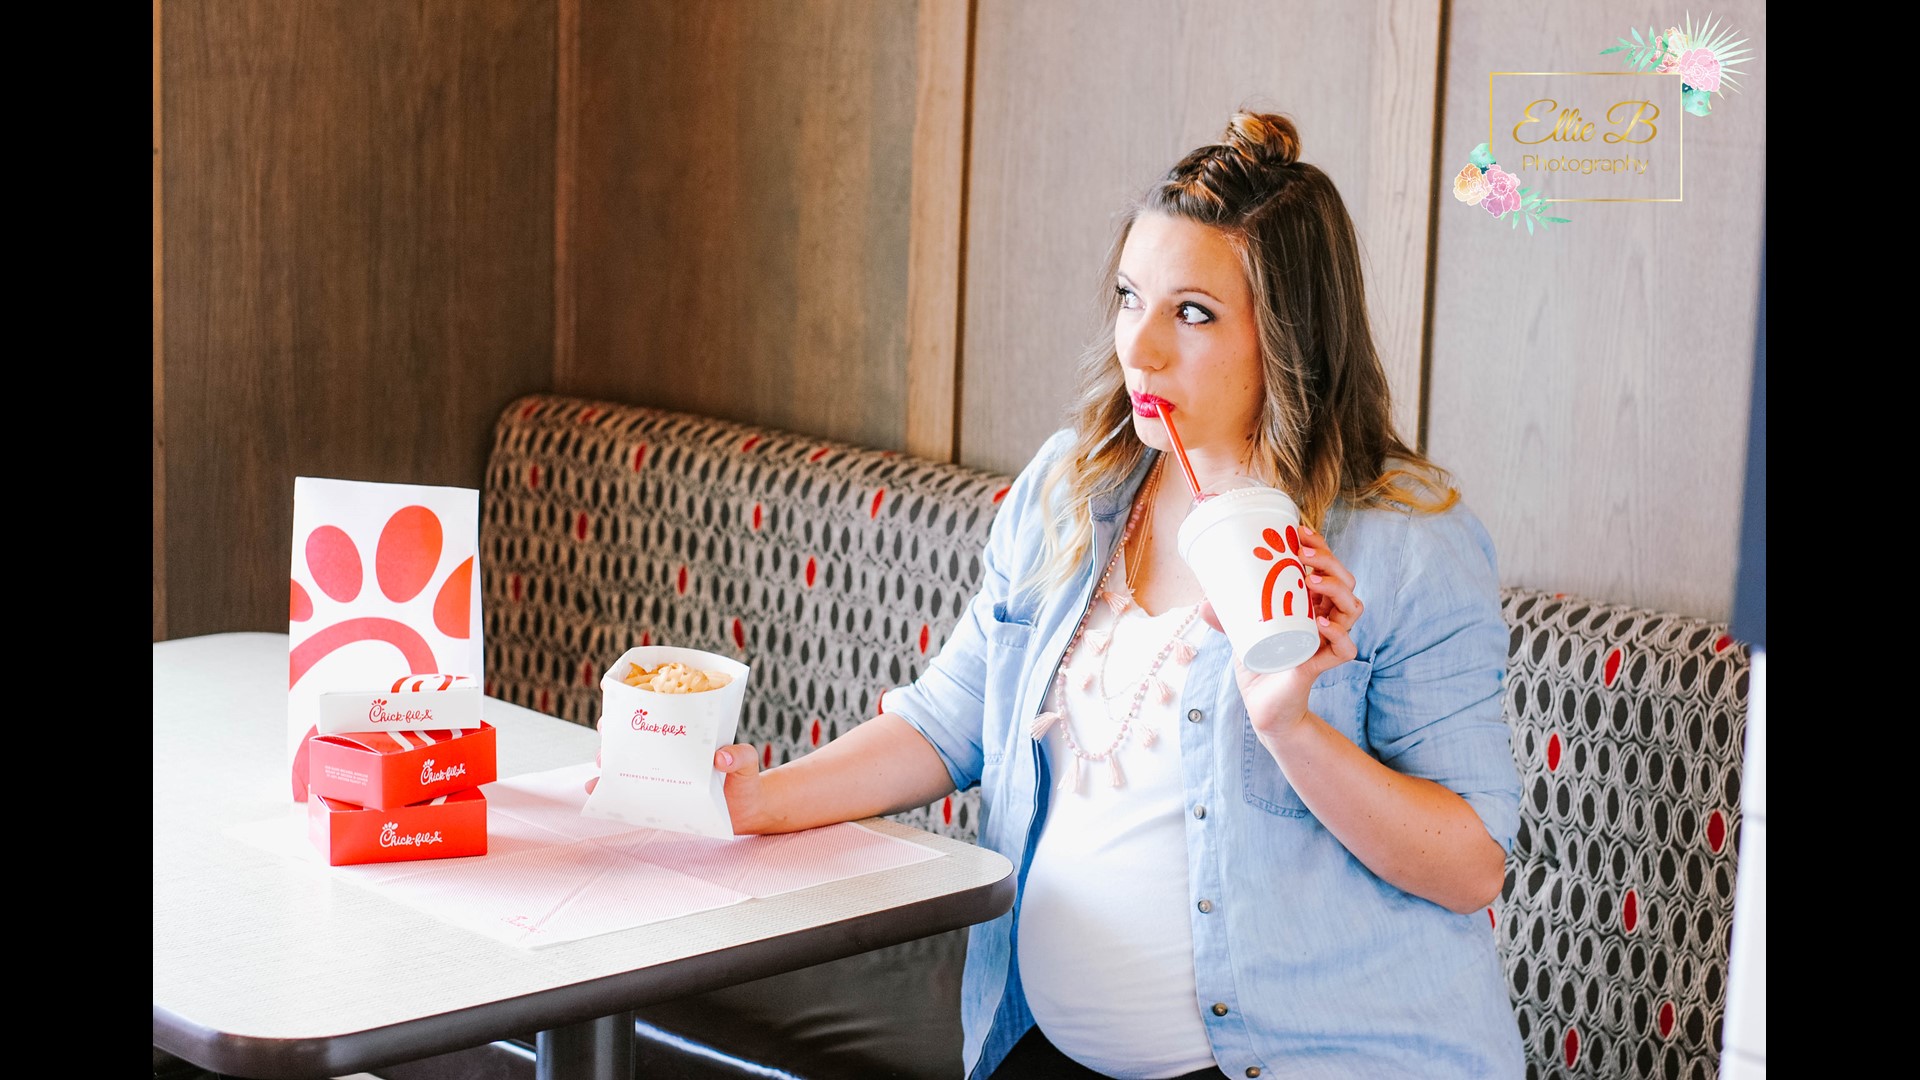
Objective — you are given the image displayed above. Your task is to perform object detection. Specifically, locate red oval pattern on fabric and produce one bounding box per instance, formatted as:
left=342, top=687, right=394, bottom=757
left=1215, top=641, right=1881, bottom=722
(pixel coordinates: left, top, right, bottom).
left=1546, top=732, right=1562, bottom=771
left=633, top=444, right=648, bottom=470
left=810, top=719, right=822, bottom=746
left=871, top=489, right=886, bottom=518
left=1563, top=1029, right=1579, bottom=1068
left=511, top=574, right=523, bottom=601
left=805, top=557, right=817, bottom=588
left=1486, top=907, right=1496, bottom=929
left=528, top=464, right=541, bottom=490
left=677, top=567, right=688, bottom=595
left=575, top=513, right=588, bottom=541
left=919, top=624, right=930, bottom=654
left=1707, top=810, right=1726, bottom=853
left=992, top=486, right=1010, bottom=504
left=752, top=504, right=763, bottom=530
left=1604, top=648, right=1623, bottom=687
left=1714, top=634, right=1733, bottom=652
left=943, top=796, right=953, bottom=825
left=732, top=619, right=746, bottom=650
left=1623, top=889, right=1639, bottom=932
left=1658, top=1001, right=1675, bottom=1039
left=740, top=435, right=761, bottom=453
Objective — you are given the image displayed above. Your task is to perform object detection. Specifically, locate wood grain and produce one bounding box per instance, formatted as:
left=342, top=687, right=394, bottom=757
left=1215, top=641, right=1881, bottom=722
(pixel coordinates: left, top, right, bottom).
left=555, top=0, right=580, bottom=384
left=904, top=0, right=974, bottom=463
left=160, top=0, right=556, bottom=638
left=960, top=0, right=1429, bottom=477
left=1426, top=1, right=1766, bottom=620
left=566, top=0, right=920, bottom=451
left=153, top=0, right=166, bottom=642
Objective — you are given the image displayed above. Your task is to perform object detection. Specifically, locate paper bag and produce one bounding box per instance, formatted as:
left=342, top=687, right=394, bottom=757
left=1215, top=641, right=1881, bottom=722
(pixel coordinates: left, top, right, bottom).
left=582, top=646, right=749, bottom=838
left=287, top=477, right=484, bottom=800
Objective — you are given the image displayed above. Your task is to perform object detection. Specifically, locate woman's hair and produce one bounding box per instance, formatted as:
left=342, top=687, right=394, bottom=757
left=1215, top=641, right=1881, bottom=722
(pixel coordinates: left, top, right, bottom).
left=1028, top=110, right=1459, bottom=594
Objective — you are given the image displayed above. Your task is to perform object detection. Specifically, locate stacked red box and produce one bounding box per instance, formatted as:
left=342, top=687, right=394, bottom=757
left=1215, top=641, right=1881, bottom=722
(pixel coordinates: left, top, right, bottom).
left=306, top=675, right=495, bottom=866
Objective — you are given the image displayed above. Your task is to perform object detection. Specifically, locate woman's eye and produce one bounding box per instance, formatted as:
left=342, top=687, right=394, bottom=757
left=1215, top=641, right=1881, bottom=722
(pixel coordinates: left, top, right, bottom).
left=1115, top=285, right=1140, bottom=309
left=1178, top=302, right=1215, bottom=324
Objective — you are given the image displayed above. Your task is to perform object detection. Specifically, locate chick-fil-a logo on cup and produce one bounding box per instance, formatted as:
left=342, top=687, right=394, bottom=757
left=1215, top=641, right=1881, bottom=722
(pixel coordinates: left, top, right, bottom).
left=420, top=758, right=467, bottom=785
left=379, top=822, right=444, bottom=848
left=632, top=708, right=689, bottom=736
left=369, top=698, right=436, bottom=725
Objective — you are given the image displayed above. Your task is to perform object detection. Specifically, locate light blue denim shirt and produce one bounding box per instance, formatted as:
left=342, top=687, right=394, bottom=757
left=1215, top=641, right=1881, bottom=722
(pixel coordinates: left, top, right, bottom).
left=886, top=432, right=1527, bottom=1079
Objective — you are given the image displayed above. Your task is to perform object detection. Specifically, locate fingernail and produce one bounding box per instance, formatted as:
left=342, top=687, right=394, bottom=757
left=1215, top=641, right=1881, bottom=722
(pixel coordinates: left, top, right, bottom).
left=1310, top=573, right=1323, bottom=583
left=717, top=749, right=734, bottom=768
left=1302, top=546, right=1317, bottom=557
left=1318, top=616, right=1331, bottom=626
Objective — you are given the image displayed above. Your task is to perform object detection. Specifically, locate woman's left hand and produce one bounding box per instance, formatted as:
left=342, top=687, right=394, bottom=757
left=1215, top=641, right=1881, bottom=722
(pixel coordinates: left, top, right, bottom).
left=1198, top=523, right=1363, bottom=746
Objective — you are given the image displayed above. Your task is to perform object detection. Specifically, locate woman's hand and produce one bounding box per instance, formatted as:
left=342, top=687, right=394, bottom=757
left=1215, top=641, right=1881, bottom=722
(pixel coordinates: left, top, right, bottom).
left=1199, top=523, right=1363, bottom=747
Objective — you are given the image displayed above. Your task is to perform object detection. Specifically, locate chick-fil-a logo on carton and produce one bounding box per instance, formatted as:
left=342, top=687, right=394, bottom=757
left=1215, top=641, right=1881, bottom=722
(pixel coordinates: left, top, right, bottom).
left=380, top=822, right=444, bottom=848
left=631, top=707, right=689, bottom=736
left=369, top=698, right=436, bottom=725
left=420, top=758, right=467, bottom=785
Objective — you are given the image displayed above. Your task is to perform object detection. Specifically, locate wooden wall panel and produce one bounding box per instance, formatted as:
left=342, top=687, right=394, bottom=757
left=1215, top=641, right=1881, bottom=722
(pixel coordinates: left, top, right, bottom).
left=959, top=0, right=1441, bottom=477
left=565, top=0, right=920, bottom=452
left=1427, top=2, right=1766, bottom=619
left=160, top=0, right=556, bottom=639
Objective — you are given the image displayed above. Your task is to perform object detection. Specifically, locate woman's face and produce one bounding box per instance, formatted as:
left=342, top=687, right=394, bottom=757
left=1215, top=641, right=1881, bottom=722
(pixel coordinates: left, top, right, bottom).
left=1114, top=211, right=1265, bottom=479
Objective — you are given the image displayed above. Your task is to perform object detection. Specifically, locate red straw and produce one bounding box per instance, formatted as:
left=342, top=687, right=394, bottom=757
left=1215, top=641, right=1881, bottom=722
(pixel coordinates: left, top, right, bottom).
left=1156, top=409, right=1203, bottom=501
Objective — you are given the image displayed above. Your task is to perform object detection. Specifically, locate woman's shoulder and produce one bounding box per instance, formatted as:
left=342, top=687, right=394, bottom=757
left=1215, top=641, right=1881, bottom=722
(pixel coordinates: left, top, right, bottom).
left=1333, top=494, right=1498, bottom=594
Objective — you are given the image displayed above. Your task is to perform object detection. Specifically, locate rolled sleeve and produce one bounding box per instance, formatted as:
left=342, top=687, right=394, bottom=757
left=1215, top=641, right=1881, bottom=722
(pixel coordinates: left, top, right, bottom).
left=1363, top=505, right=1523, bottom=853
left=883, top=431, right=1069, bottom=795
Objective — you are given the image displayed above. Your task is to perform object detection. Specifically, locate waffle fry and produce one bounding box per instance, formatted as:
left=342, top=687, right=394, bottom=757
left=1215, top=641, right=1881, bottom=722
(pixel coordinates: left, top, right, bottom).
left=622, top=661, right=733, bottom=694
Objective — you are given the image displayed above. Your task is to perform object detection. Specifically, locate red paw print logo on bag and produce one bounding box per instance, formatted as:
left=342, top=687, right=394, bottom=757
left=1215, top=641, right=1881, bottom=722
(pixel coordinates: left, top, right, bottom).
left=286, top=478, right=484, bottom=800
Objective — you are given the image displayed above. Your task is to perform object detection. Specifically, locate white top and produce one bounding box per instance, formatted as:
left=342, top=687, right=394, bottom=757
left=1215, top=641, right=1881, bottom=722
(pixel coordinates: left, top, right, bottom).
left=1017, top=597, right=1216, bottom=1078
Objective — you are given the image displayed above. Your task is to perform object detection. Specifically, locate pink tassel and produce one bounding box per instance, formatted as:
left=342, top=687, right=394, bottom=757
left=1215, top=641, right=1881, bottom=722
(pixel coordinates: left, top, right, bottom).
left=1107, top=755, right=1126, bottom=788
left=1103, top=586, right=1134, bottom=614
left=1079, top=669, right=1096, bottom=690
left=1151, top=676, right=1174, bottom=703
left=1087, top=630, right=1112, bottom=654
left=1029, top=711, right=1062, bottom=739
left=1169, top=638, right=1197, bottom=664
left=1141, top=725, right=1159, bottom=747
left=1059, top=758, right=1081, bottom=793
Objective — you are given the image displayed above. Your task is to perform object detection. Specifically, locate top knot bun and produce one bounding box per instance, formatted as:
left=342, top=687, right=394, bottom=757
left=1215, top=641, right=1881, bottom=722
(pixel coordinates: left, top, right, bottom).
left=1224, top=111, right=1301, bottom=169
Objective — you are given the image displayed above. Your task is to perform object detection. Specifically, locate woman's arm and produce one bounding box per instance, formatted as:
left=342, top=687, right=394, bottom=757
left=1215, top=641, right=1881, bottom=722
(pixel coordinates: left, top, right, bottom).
left=716, top=714, right=959, bottom=835
left=1220, top=521, right=1509, bottom=914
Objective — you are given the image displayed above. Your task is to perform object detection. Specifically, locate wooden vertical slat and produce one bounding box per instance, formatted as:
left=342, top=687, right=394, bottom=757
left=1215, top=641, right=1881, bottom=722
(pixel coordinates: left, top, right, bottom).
left=554, top=0, right=579, bottom=386
left=1365, top=0, right=1444, bottom=450
left=152, top=0, right=166, bottom=641
left=904, top=0, right=974, bottom=463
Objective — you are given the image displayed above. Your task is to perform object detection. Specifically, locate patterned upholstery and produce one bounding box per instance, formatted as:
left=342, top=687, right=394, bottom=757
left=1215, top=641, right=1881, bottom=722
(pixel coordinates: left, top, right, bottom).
left=1496, top=589, right=1749, bottom=1080
left=480, top=394, right=1751, bottom=1080
left=482, top=394, right=1002, bottom=839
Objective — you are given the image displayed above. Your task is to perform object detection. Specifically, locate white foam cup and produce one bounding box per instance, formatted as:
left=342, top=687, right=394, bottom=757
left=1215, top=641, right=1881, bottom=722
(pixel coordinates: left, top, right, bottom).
left=1175, top=481, right=1320, bottom=673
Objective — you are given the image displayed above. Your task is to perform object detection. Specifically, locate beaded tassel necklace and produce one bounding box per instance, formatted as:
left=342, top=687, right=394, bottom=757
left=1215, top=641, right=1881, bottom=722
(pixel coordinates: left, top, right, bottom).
left=1029, top=457, right=1202, bottom=792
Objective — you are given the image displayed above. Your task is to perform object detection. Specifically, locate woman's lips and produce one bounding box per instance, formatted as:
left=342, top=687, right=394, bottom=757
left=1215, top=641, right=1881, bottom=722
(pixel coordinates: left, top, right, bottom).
left=1131, top=392, right=1173, bottom=418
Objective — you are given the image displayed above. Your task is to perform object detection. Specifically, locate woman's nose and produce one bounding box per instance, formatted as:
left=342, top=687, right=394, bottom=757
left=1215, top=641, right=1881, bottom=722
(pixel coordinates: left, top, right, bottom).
left=1118, top=314, right=1169, bottom=373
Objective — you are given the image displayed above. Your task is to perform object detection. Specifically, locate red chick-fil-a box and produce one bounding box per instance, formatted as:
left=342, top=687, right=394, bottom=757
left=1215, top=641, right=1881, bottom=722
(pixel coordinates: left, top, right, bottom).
left=306, top=723, right=497, bottom=811
left=308, top=788, right=488, bottom=866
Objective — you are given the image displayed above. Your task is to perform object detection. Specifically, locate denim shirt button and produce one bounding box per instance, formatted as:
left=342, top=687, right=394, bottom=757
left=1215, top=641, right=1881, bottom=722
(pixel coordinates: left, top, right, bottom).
left=1211, top=1003, right=1229, bottom=1017
left=1187, top=708, right=1204, bottom=723
left=1197, top=899, right=1213, bottom=914
left=1245, top=1069, right=1262, bottom=1078
left=1193, top=803, right=1206, bottom=819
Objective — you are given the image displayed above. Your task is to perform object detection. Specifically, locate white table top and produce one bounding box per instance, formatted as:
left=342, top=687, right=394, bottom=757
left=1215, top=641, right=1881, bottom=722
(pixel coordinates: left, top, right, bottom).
left=153, top=632, right=1012, bottom=1078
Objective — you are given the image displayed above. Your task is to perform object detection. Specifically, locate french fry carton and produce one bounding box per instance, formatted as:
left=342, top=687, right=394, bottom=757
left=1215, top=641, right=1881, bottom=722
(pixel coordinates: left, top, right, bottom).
left=308, top=788, right=488, bottom=866
left=317, top=674, right=482, bottom=735
left=306, top=723, right=497, bottom=811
